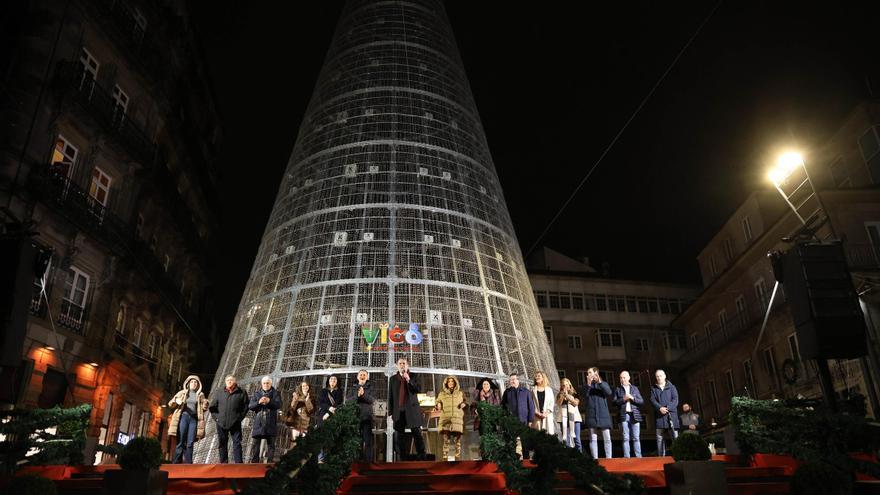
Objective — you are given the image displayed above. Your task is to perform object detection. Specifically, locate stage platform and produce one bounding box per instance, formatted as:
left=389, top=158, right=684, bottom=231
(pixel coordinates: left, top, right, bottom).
left=7, top=454, right=880, bottom=494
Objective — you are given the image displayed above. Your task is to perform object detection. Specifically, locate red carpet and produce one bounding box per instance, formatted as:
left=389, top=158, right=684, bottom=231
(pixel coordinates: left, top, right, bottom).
left=8, top=454, right=880, bottom=494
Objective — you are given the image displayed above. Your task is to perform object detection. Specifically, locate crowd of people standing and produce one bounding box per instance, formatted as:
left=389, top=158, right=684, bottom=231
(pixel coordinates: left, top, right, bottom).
left=164, top=361, right=698, bottom=464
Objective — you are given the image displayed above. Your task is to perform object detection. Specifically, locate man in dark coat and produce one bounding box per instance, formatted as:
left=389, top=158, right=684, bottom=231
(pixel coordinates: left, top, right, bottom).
left=209, top=375, right=249, bottom=463
left=387, top=357, right=426, bottom=460
left=346, top=369, right=376, bottom=462
left=580, top=367, right=613, bottom=459
left=612, top=371, right=644, bottom=458
left=650, top=369, right=679, bottom=456
left=501, top=373, right=535, bottom=459
left=248, top=375, right=283, bottom=463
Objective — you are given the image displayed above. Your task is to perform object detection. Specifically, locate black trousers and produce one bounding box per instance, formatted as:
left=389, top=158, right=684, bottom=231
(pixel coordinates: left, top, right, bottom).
left=216, top=422, right=243, bottom=463
left=360, top=419, right=374, bottom=462
left=394, top=412, right=425, bottom=459
left=249, top=435, right=276, bottom=463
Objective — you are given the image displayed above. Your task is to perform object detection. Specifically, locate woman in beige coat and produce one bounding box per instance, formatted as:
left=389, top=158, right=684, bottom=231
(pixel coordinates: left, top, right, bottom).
left=435, top=375, right=467, bottom=460
left=283, top=381, right=315, bottom=449
left=168, top=375, right=209, bottom=463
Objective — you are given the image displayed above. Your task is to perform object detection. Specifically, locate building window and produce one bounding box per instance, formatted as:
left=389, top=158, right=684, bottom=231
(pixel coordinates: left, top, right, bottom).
left=723, top=238, right=734, bottom=262
left=788, top=333, right=802, bottom=362
left=138, top=411, right=152, bottom=437
left=597, top=328, right=623, bottom=348
left=743, top=359, right=757, bottom=395
left=78, top=47, right=99, bottom=88
left=576, top=370, right=588, bottom=387
left=534, top=291, right=547, bottom=308
left=718, top=309, right=728, bottom=338
left=735, top=295, right=747, bottom=327
left=115, top=305, right=127, bottom=335
left=634, top=338, right=649, bottom=352
left=111, top=85, right=129, bottom=125
left=626, top=296, right=638, bottom=313
left=163, top=254, right=171, bottom=272
left=60, top=267, right=89, bottom=330
left=637, top=297, right=649, bottom=313
left=548, top=292, right=560, bottom=309
left=132, top=320, right=143, bottom=348
left=695, top=386, right=704, bottom=416
left=571, top=294, right=584, bottom=310
left=567, top=335, right=582, bottom=349
left=557, top=369, right=566, bottom=379
left=709, top=380, right=719, bottom=415
left=543, top=325, right=553, bottom=344
left=704, top=322, right=713, bottom=346
left=762, top=347, right=778, bottom=381
left=742, top=216, right=754, bottom=243
left=630, top=371, right=642, bottom=387
left=88, top=167, right=112, bottom=207
left=608, top=295, right=626, bottom=312
left=598, top=370, right=615, bottom=387
left=559, top=292, right=571, bottom=309
left=725, top=369, right=735, bottom=396
left=754, top=278, right=769, bottom=311
left=594, top=294, right=607, bottom=311
left=147, top=334, right=157, bottom=358
left=50, top=135, right=78, bottom=176
left=647, top=298, right=658, bottom=313
left=709, top=256, right=718, bottom=277
left=132, top=7, right=148, bottom=42
left=829, top=157, right=853, bottom=188
left=136, top=214, right=144, bottom=238
left=858, top=126, right=880, bottom=183
left=664, top=331, right=686, bottom=350
left=659, top=298, right=671, bottom=314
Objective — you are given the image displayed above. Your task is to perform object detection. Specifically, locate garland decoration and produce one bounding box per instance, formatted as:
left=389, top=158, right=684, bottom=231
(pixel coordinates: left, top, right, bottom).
left=477, top=401, right=644, bottom=495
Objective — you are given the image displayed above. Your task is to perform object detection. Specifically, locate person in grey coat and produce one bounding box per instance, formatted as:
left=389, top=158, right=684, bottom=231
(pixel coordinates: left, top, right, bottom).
left=248, top=375, right=283, bottom=463
left=679, top=403, right=700, bottom=435
left=580, top=367, right=613, bottom=459
left=650, top=369, right=679, bottom=456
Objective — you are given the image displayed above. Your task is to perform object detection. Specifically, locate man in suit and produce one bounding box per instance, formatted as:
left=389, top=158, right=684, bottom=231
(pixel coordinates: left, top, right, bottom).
left=612, top=371, right=645, bottom=458
left=387, top=357, right=426, bottom=460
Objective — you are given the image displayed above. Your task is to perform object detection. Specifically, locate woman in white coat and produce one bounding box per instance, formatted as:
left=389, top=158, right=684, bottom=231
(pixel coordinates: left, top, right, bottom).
left=531, top=370, right=555, bottom=435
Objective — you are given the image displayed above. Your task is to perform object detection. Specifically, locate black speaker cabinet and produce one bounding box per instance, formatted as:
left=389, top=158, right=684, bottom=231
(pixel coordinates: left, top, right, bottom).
left=0, top=238, right=36, bottom=367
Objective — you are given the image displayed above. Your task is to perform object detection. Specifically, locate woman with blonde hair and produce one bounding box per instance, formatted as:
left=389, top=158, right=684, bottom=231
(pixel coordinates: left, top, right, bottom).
left=283, top=381, right=315, bottom=449
left=531, top=371, right=555, bottom=435
left=555, top=378, right=582, bottom=451
left=435, top=375, right=467, bottom=460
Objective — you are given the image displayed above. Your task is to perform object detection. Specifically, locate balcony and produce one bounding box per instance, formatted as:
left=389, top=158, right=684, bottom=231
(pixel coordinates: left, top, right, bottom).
left=845, top=243, right=880, bottom=272
left=673, top=301, right=774, bottom=367
left=28, top=167, right=200, bottom=333
left=58, top=299, right=87, bottom=334
left=53, top=61, right=157, bottom=167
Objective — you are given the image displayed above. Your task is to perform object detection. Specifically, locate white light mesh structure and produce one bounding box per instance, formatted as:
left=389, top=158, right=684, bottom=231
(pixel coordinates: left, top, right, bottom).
left=195, top=0, right=557, bottom=462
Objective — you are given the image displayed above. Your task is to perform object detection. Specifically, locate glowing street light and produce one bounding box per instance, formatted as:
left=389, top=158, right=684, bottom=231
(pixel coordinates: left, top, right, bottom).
left=767, top=151, right=804, bottom=185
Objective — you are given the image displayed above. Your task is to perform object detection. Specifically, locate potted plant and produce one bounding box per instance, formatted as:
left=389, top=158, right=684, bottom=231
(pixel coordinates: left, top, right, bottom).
left=5, top=474, right=58, bottom=495
left=790, top=461, right=853, bottom=495
left=102, top=437, right=167, bottom=495
left=662, top=433, right=727, bottom=495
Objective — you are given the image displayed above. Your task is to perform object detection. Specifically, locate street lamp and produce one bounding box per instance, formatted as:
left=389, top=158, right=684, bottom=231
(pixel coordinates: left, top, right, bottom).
left=767, top=151, right=804, bottom=186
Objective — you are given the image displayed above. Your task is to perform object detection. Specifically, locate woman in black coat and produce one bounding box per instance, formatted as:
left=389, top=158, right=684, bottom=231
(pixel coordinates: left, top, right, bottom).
left=316, top=375, right=344, bottom=428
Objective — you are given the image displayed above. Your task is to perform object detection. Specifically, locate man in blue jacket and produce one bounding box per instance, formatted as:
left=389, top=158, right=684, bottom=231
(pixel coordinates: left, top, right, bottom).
left=581, top=367, right=613, bottom=459
left=248, top=375, right=283, bottom=463
left=649, top=369, right=679, bottom=456
left=612, top=371, right=644, bottom=458
left=501, top=373, right=535, bottom=459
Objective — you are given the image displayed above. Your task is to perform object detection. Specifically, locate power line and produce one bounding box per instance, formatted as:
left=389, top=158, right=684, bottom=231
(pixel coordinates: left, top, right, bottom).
left=524, top=0, right=724, bottom=259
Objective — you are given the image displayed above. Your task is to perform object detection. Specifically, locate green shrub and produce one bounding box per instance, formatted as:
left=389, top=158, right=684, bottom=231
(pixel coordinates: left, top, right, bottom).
left=790, top=461, right=852, bottom=495
left=670, top=432, right=711, bottom=461
left=117, top=437, right=163, bottom=470
left=4, top=474, right=58, bottom=495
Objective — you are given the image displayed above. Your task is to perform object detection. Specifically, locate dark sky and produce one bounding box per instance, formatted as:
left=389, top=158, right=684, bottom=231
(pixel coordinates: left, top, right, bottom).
left=192, top=1, right=879, bottom=333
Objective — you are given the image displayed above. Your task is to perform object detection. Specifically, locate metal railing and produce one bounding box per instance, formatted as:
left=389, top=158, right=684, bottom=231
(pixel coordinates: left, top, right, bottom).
left=54, top=61, right=157, bottom=167
left=58, top=299, right=87, bottom=334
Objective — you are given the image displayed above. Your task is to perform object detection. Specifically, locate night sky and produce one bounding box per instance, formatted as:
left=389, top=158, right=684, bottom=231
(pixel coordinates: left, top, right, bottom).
left=192, top=1, right=880, bottom=334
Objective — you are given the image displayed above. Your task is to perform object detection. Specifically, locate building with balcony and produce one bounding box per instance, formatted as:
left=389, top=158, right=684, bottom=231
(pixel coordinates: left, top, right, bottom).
left=527, top=247, right=700, bottom=454
left=0, top=0, right=222, bottom=462
left=670, top=100, right=880, bottom=426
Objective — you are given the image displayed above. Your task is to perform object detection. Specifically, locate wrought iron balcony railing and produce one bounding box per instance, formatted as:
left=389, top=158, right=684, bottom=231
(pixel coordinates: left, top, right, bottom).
left=58, top=298, right=87, bottom=334
left=54, top=61, right=157, bottom=167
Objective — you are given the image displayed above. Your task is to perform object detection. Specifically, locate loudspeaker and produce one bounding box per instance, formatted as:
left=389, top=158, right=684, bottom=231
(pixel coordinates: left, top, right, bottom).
left=780, top=242, right=866, bottom=360
left=0, top=238, right=37, bottom=367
